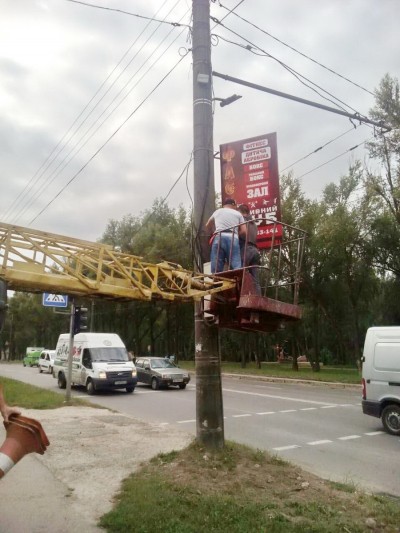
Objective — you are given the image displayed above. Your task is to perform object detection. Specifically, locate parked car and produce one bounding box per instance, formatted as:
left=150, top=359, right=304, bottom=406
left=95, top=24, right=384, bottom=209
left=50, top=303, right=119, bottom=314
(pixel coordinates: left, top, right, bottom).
left=38, top=350, right=55, bottom=374
left=135, top=357, right=190, bottom=390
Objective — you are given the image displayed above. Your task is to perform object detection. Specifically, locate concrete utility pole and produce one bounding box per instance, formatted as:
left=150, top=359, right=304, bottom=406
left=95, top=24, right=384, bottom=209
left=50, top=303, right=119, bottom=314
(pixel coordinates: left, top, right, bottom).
left=192, top=0, right=224, bottom=449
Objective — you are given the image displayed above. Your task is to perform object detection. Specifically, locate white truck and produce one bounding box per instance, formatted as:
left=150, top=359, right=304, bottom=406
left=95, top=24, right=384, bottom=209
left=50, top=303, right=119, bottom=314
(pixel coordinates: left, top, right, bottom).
left=53, top=332, right=137, bottom=395
left=361, top=326, right=400, bottom=435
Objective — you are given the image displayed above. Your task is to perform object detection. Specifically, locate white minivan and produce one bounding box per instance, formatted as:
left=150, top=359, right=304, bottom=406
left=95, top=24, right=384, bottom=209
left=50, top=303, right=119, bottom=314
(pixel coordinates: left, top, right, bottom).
left=53, top=332, right=137, bottom=394
left=38, top=349, right=55, bottom=374
left=361, top=326, right=400, bottom=435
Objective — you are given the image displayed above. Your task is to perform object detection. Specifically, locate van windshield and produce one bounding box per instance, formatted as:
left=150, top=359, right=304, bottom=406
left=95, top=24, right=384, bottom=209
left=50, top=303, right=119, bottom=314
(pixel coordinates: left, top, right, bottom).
left=89, top=347, right=129, bottom=362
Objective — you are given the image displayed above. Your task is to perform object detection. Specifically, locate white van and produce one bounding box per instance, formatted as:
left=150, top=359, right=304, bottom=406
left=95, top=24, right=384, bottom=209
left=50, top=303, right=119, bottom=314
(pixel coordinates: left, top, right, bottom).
left=38, top=349, right=55, bottom=374
left=361, top=326, right=400, bottom=435
left=53, top=333, right=137, bottom=395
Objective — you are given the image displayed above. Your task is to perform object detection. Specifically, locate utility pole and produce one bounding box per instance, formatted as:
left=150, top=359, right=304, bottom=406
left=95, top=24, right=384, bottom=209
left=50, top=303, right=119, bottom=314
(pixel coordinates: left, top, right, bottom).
left=192, top=0, right=224, bottom=449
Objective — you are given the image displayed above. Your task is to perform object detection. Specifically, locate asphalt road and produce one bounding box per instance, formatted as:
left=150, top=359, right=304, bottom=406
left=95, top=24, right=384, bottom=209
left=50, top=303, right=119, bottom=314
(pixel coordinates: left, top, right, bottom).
left=1, top=363, right=399, bottom=498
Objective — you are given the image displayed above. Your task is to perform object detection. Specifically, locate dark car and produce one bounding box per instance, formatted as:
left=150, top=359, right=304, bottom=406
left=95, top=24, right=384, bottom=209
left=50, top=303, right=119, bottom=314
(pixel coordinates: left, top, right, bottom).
left=135, top=357, right=190, bottom=390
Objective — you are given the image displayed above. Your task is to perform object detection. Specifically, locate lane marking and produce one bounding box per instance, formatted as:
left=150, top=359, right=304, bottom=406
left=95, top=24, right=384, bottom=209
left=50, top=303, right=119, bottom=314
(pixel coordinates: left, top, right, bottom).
left=273, top=445, right=300, bottom=451
left=177, top=419, right=196, bottom=424
left=364, top=431, right=385, bottom=436
left=232, top=414, right=252, bottom=418
left=222, top=387, right=335, bottom=406
left=300, top=407, right=317, bottom=411
left=280, top=409, right=296, bottom=413
left=338, top=435, right=361, bottom=441
left=308, top=439, right=332, bottom=446
left=320, top=405, right=337, bottom=409
left=256, top=411, right=275, bottom=415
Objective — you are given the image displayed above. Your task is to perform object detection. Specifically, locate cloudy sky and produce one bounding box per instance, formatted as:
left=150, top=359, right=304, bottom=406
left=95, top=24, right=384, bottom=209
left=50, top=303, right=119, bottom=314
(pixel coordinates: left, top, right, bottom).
left=0, top=0, right=399, bottom=243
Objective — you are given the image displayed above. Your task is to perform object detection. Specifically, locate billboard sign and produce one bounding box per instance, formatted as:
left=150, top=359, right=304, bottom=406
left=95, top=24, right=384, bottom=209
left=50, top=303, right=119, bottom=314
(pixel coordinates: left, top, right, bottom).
left=220, top=132, right=282, bottom=248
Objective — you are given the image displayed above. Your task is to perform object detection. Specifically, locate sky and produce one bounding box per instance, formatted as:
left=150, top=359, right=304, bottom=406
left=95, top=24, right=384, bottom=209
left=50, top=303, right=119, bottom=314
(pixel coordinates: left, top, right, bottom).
left=0, top=0, right=399, bottom=243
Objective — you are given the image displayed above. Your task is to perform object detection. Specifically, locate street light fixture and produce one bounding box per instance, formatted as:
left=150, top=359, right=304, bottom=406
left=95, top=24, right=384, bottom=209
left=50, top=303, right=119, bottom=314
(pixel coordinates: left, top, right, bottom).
left=213, top=94, right=242, bottom=107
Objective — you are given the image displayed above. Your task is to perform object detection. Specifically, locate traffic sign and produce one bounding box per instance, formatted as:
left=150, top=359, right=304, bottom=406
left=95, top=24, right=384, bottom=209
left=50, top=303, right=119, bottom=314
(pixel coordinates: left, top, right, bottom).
left=42, top=293, right=69, bottom=308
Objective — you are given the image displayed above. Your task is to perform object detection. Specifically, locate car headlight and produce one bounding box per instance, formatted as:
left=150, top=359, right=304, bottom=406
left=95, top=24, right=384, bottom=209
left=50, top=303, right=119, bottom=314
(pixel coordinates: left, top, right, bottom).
left=98, top=371, right=107, bottom=379
left=132, top=370, right=137, bottom=377
left=161, top=373, right=170, bottom=379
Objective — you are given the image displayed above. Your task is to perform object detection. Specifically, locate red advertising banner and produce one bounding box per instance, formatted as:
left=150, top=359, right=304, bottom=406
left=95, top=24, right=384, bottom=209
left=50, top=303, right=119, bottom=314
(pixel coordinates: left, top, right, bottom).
left=220, top=132, right=282, bottom=249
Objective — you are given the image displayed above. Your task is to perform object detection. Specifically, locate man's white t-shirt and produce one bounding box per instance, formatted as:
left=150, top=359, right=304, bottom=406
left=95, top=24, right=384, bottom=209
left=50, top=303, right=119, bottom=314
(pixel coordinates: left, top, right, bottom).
left=211, top=208, right=245, bottom=233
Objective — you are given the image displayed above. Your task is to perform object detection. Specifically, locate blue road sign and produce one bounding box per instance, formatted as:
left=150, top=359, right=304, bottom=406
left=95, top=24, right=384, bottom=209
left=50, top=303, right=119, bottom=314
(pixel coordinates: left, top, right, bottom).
left=42, top=293, right=69, bottom=308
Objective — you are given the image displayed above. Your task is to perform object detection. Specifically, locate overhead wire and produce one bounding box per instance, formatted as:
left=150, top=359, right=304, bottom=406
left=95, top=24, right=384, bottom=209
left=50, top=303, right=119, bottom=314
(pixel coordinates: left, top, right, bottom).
left=280, top=126, right=363, bottom=173
left=216, top=1, right=375, bottom=97
left=211, top=29, right=367, bottom=118
left=295, top=138, right=373, bottom=181
left=4, top=0, right=184, bottom=223
left=28, top=50, right=191, bottom=224
left=17, top=12, right=190, bottom=223
left=64, top=0, right=190, bottom=27
left=12, top=4, right=191, bottom=224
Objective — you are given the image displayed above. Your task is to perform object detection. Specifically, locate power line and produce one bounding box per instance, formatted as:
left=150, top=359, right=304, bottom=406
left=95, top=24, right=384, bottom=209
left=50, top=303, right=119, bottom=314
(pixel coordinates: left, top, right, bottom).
left=212, top=29, right=362, bottom=117
left=281, top=126, right=362, bottom=173
left=295, top=138, right=372, bottom=181
left=216, top=1, right=375, bottom=97
left=4, top=0, right=184, bottom=223
left=28, top=51, right=190, bottom=224
left=18, top=23, right=189, bottom=224
left=12, top=6, right=190, bottom=224
left=64, top=0, right=190, bottom=27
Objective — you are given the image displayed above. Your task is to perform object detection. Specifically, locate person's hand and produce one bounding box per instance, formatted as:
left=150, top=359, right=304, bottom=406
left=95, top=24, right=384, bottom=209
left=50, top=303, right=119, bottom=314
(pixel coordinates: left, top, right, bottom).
left=1, top=405, right=21, bottom=423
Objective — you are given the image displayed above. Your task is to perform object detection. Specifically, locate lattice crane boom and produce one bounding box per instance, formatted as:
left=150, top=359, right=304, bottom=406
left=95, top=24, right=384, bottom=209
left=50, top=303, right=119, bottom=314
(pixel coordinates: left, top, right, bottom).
left=0, top=222, right=235, bottom=301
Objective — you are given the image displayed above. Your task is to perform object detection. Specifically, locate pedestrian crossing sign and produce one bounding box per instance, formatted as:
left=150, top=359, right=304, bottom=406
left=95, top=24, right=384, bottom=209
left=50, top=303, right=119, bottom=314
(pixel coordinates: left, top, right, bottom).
left=42, top=293, right=69, bottom=308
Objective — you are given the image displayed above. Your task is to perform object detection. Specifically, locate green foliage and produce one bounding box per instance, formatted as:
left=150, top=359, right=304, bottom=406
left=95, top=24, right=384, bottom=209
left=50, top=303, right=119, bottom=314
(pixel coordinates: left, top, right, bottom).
left=0, top=292, right=69, bottom=360
left=0, top=376, right=89, bottom=409
left=99, top=441, right=400, bottom=533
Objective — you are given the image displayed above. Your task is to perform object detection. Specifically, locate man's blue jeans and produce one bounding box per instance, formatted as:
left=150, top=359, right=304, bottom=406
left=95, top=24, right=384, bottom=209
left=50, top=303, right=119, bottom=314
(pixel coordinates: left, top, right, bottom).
left=210, top=233, right=242, bottom=273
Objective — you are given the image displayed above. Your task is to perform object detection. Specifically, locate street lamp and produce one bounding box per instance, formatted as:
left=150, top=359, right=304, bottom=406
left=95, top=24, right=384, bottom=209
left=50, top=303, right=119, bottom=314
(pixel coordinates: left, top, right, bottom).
left=213, top=94, right=242, bottom=107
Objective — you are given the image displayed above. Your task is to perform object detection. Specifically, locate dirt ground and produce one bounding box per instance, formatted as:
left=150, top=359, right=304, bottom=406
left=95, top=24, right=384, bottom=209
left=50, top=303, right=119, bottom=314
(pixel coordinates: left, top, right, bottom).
left=21, top=406, right=192, bottom=524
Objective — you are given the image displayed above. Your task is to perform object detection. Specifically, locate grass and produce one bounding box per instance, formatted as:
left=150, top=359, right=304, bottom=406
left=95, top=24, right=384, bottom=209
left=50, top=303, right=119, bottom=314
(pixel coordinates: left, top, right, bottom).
left=178, top=361, right=361, bottom=384
left=0, top=376, right=92, bottom=409
left=99, top=441, right=400, bottom=533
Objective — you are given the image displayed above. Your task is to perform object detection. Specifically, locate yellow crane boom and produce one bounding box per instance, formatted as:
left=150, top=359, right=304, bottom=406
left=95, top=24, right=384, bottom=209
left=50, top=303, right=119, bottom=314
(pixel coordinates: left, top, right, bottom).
left=0, top=222, right=234, bottom=301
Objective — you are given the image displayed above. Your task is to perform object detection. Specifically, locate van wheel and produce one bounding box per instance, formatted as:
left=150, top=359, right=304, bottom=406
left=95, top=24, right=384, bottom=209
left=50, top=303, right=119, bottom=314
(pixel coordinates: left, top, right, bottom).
left=58, top=373, right=66, bottom=389
left=126, top=386, right=134, bottom=393
left=382, top=404, right=400, bottom=435
left=151, top=378, right=159, bottom=390
left=86, top=380, right=95, bottom=395
left=179, top=383, right=187, bottom=389
left=39, top=367, right=43, bottom=373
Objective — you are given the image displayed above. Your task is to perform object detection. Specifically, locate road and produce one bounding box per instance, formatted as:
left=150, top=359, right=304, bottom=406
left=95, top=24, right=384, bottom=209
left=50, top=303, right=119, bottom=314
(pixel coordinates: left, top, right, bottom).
left=1, top=363, right=399, bottom=498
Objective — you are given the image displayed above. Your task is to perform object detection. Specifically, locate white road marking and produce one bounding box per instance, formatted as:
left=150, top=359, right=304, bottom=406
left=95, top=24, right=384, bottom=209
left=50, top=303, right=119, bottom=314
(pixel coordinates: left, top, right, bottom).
left=320, top=405, right=337, bottom=409
left=177, top=419, right=196, bottom=424
left=300, top=407, right=317, bottom=411
left=279, top=409, right=296, bottom=413
left=273, top=445, right=300, bottom=451
left=338, top=435, right=361, bottom=441
left=308, top=440, right=332, bottom=446
left=364, top=431, right=385, bottom=436
left=222, top=388, right=334, bottom=406
left=232, top=414, right=252, bottom=418
left=256, top=411, right=275, bottom=415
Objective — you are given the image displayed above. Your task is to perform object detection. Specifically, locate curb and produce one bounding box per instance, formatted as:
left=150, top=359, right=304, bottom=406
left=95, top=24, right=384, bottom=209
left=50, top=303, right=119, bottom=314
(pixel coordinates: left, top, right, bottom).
left=221, top=372, right=361, bottom=389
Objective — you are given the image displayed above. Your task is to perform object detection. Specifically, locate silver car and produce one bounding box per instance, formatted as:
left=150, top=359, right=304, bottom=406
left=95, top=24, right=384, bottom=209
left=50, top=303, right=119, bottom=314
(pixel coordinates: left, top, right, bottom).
left=135, top=357, right=190, bottom=390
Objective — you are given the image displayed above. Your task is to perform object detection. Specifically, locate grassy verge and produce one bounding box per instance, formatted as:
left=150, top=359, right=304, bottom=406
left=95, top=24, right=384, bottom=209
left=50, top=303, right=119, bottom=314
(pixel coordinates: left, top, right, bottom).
left=1, top=376, right=92, bottom=409
left=99, top=441, right=399, bottom=533
left=178, top=361, right=361, bottom=384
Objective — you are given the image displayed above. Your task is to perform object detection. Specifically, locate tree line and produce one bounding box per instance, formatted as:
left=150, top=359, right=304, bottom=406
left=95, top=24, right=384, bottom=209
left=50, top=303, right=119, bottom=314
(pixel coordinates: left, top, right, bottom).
left=1, top=75, right=399, bottom=369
